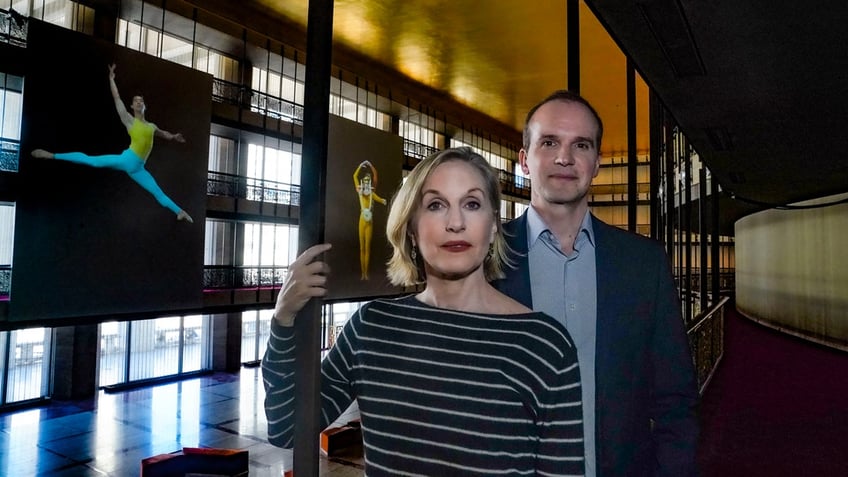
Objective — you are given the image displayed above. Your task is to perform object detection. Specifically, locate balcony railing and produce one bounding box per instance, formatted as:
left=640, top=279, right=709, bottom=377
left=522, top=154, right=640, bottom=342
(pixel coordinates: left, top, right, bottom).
left=0, top=8, right=27, bottom=47
left=687, top=296, right=728, bottom=393
left=206, top=171, right=301, bottom=206
left=0, top=264, right=10, bottom=298
left=212, top=78, right=305, bottom=124
left=203, top=265, right=288, bottom=290
left=1, top=138, right=20, bottom=172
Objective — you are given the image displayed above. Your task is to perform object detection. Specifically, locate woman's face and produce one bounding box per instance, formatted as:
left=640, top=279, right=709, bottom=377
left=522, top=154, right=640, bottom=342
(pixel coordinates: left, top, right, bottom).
left=411, top=160, right=496, bottom=281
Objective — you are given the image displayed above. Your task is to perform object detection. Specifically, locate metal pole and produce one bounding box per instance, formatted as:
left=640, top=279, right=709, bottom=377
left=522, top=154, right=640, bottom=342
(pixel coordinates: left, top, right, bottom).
left=294, top=0, right=334, bottom=475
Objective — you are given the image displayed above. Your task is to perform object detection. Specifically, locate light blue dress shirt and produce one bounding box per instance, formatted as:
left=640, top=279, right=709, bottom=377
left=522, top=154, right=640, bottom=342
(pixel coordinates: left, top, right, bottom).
left=526, top=207, right=597, bottom=477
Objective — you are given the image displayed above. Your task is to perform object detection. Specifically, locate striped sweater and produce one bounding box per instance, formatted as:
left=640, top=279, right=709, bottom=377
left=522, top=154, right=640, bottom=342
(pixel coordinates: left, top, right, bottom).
left=262, top=295, right=585, bottom=476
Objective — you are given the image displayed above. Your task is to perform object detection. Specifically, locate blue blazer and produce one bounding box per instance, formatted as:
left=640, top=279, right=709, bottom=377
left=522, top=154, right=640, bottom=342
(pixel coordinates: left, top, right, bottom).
left=493, top=213, right=699, bottom=477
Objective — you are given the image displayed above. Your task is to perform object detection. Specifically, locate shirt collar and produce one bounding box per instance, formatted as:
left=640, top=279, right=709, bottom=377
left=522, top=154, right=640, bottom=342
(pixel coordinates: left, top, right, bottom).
left=526, top=206, right=596, bottom=249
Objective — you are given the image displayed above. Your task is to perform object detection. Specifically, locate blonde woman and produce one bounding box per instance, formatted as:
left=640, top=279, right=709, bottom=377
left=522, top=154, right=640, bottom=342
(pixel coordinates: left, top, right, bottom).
left=263, top=147, right=585, bottom=476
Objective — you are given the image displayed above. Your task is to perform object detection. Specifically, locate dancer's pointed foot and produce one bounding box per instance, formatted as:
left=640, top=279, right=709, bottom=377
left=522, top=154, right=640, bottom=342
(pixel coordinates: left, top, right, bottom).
left=177, top=210, right=194, bottom=223
left=31, top=149, right=54, bottom=159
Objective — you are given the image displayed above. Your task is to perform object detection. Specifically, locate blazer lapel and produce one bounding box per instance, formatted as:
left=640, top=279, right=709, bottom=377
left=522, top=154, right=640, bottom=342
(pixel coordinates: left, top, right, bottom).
left=498, top=213, right=534, bottom=308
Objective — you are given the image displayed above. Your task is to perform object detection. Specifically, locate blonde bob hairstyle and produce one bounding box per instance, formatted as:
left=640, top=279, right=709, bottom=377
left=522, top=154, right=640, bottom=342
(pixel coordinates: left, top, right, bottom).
left=386, top=147, right=513, bottom=286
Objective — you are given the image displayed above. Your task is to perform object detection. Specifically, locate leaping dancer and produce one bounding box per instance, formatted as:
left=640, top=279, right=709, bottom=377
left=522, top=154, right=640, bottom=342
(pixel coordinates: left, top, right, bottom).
left=32, top=63, right=193, bottom=223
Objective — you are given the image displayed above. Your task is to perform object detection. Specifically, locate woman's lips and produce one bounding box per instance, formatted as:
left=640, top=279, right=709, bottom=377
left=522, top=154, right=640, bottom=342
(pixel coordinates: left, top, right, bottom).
left=441, top=241, right=471, bottom=251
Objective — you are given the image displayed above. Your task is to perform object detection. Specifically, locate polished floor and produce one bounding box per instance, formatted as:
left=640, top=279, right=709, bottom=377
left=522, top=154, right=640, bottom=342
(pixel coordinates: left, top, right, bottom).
left=3, top=310, right=846, bottom=476
left=0, top=368, right=363, bottom=477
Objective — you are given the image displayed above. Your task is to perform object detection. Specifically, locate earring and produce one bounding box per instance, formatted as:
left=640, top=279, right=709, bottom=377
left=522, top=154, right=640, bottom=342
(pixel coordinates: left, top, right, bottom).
left=486, top=243, right=494, bottom=261
left=411, top=245, right=417, bottom=262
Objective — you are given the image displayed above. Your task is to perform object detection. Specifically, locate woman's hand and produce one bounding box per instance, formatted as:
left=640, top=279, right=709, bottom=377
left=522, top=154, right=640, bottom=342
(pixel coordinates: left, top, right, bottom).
left=273, top=243, right=332, bottom=326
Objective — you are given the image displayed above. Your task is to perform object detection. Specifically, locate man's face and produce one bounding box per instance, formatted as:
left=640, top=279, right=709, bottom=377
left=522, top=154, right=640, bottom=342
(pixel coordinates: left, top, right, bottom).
left=131, top=96, right=146, bottom=115
left=519, top=100, right=601, bottom=209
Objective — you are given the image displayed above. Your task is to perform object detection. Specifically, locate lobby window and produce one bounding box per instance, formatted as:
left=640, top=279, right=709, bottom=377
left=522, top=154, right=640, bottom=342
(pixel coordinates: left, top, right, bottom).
left=117, top=18, right=239, bottom=82
left=98, top=315, right=211, bottom=388
left=241, top=309, right=273, bottom=364
left=24, top=0, right=94, bottom=35
left=0, top=327, right=52, bottom=405
left=331, top=77, right=392, bottom=131
left=0, top=72, right=22, bottom=172
left=0, top=202, right=12, bottom=299
left=251, top=66, right=305, bottom=122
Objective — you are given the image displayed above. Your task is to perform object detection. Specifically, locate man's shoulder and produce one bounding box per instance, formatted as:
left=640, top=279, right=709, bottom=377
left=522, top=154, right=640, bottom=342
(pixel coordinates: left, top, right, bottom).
left=592, top=215, right=662, bottom=250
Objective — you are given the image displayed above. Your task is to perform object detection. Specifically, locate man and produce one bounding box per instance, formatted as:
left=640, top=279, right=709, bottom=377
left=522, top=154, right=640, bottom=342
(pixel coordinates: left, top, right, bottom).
left=492, top=90, right=699, bottom=476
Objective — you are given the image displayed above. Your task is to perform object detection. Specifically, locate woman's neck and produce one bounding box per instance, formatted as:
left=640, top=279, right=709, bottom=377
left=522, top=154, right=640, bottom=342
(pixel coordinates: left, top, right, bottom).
left=416, top=274, right=498, bottom=314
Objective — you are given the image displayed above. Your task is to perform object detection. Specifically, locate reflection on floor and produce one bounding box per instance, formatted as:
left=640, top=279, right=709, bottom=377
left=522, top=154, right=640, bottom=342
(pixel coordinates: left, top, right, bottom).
left=0, top=368, right=364, bottom=476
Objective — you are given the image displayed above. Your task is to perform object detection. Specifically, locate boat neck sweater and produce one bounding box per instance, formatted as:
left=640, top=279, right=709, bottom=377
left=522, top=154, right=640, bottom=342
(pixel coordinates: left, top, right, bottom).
left=262, top=295, right=585, bottom=476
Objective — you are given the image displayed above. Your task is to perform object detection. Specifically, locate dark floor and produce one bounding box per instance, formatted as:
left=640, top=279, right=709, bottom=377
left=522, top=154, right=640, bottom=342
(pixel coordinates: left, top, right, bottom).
left=0, top=368, right=362, bottom=477
left=697, top=308, right=848, bottom=476
left=3, top=309, right=846, bottom=477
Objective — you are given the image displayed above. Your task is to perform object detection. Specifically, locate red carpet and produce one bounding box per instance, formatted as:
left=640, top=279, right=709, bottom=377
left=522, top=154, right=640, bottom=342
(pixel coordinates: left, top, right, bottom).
left=697, top=305, right=848, bottom=476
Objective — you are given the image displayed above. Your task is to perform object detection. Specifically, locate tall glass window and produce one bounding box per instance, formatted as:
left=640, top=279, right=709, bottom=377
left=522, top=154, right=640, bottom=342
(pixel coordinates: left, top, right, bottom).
left=98, top=315, right=211, bottom=388
left=241, top=309, right=273, bottom=363
left=1, top=328, right=52, bottom=404
left=0, top=72, right=23, bottom=172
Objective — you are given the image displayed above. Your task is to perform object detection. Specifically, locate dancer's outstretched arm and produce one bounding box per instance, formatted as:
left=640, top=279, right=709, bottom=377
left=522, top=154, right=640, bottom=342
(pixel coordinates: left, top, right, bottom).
left=109, top=64, right=133, bottom=129
left=154, top=128, right=185, bottom=143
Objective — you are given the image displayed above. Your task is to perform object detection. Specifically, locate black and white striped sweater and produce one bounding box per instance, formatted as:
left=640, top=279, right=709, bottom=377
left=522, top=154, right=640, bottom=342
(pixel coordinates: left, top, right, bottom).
left=262, top=295, right=585, bottom=476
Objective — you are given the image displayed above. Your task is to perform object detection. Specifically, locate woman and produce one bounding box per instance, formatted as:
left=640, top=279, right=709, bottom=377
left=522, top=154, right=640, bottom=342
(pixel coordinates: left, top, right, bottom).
left=353, top=160, right=386, bottom=279
left=31, top=63, right=193, bottom=223
left=263, top=147, right=585, bottom=476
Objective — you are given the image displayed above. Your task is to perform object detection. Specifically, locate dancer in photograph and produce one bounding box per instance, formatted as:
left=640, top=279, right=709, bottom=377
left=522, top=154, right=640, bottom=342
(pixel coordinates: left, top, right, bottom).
left=353, top=159, right=386, bottom=279
left=32, top=63, right=193, bottom=223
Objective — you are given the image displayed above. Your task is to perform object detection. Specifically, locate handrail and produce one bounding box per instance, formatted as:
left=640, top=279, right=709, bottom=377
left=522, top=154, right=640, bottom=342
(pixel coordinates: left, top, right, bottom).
left=686, top=295, right=729, bottom=394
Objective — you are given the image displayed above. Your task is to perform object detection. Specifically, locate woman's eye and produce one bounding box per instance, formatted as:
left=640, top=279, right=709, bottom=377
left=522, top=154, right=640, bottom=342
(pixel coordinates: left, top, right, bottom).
left=465, top=200, right=481, bottom=210
left=426, top=201, right=444, bottom=211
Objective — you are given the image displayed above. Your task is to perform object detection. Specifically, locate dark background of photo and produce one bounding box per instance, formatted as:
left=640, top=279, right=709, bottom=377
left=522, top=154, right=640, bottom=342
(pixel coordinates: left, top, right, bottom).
left=324, top=115, right=404, bottom=301
left=9, top=19, right=211, bottom=323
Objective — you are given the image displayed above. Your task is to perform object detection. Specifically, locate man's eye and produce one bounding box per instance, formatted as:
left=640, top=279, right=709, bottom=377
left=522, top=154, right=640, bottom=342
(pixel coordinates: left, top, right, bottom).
left=541, top=140, right=556, bottom=147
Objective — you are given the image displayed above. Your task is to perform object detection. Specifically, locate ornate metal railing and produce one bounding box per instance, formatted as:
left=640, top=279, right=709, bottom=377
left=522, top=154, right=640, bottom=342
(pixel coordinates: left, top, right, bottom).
left=0, top=8, right=27, bottom=47
left=212, top=78, right=305, bottom=124
left=0, top=265, right=10, bottom=298
left=206, top=171, right=301, bottom=206
left=687, top=296, right=728, bottom=394
left=203, top=265, right=288, bottom=290
left=1, top=138, right=20, bottom=172
left=402, top=139, right=439, bottom=160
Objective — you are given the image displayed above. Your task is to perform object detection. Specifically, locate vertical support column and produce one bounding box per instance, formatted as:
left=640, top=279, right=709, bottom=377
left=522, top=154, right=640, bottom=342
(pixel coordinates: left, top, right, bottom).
left=567, top=0, right=580, bottom=92
left=664, top=122, right=675, bottom=266
left=710, top=177, right=721, bottom=300
left=626, top=59, right=637, bottom=232
left=683, top=140, right=692, bottom=323
left=91, top=0, right=119, bottom=43
left=294, top=0, right=334, bottom=475
left=212, top=313, right=242, bottom=372
left=699, top=167, right=708, bottom=313
left=648, top=91, right=661, bottom=241
left=52, top=325, right=98, bottom=399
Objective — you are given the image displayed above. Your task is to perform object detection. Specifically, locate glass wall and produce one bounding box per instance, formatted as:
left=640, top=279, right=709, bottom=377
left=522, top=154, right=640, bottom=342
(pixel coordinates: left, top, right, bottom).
left=0, top=72, right=23, bottom=172
left=0, top=328, right=52, bottom=404
left=98, top=315, right=211, bottom=388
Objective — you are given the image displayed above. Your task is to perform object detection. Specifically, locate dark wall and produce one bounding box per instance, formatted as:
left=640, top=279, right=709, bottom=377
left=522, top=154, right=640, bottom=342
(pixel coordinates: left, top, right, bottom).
left=9, top=20, right=211, bottom=324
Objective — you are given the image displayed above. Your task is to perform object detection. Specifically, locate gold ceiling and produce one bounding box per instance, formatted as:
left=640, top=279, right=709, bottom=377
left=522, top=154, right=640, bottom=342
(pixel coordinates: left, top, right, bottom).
left=256, top=0, right=649, bottom=156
